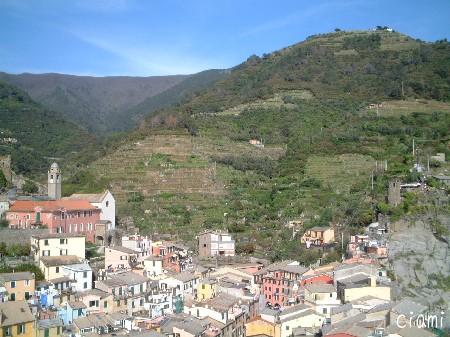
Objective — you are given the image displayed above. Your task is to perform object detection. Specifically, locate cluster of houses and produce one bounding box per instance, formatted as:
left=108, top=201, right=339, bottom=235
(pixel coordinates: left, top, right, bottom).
left=0, top=163, right=445, bottom=337
left=0, top=224, right=441, bottom=337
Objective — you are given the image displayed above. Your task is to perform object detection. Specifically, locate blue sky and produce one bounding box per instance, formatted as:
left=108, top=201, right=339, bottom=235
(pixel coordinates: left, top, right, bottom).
left=0, top=0, right=449, bottom=76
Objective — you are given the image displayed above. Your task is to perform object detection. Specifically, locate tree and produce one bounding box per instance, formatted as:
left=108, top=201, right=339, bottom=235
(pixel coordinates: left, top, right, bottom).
left=0, top=170, right=7, bottom=190
left=22, top=180, right=38, bottom=194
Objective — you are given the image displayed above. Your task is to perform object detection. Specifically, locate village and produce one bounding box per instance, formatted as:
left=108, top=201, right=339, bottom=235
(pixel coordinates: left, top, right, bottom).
left=0, top=160, right=447, bottom=337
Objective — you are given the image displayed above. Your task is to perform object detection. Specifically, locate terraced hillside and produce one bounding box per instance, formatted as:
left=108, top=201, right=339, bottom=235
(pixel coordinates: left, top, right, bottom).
left=86, top=131, right=284, bottom=239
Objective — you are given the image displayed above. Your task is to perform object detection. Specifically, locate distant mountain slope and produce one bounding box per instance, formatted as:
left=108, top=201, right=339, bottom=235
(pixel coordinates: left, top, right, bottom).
left=0, top=80, right=97, bottom=176
left=123, top=69, right=228, bottom=126
left=0, top=72, right=188, bottom=133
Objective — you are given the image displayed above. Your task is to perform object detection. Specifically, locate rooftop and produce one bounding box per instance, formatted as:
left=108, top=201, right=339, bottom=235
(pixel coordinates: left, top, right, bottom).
left=171, top=272, right=198, bottom=283
left=40, top=255, right=81, bottom=267
left=105, top=271, right=148, bottom=286
left=9, top=200, right=98, bottom=212
left=255, top=260, right=308, bottom=276
left=68, top=301, right=87, bottom=309
left=32, top=232, right=86, bottom=239
left=304, top=283, right=336, bottom=293
left=202, top=293, right=240, bottom=312
left=107, top=246, right=137, bottom=254
left=64, top=190, right=109, bottom=203
left=0, top=271, right=34, bottom=282
left=77, top=288, right=111, bottom=299
left=37, top=318, right=64, bottom=329
left=0, top=300, right=34, bottom=325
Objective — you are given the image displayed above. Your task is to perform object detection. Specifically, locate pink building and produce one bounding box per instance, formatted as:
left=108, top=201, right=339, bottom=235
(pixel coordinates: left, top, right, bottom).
left=254, top=261, right=308, bottom=308
left=6, top=200, right=100, bottom=242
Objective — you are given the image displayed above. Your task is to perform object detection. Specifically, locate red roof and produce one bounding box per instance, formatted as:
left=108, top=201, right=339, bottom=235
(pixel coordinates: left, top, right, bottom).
left=9, top=200, right=98, bottom=213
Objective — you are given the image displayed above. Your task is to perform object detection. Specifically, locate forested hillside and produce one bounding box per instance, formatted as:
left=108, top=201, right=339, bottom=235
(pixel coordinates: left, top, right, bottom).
left=0, top=72, right=188, bottom=133
left=0, top=80, right=98, bottom=176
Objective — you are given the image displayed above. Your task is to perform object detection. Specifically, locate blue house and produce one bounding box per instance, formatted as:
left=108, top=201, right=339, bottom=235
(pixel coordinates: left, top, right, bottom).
left=58, top=301, right=87, bottom=325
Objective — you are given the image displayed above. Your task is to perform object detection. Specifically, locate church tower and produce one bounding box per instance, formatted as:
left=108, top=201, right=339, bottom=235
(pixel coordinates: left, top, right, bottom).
left=48, top=162, right=61, bottom=200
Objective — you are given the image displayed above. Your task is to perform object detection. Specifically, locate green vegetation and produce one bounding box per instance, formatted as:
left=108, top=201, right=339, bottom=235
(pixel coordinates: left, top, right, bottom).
left=22, top=180, right=38, bottom=194
left=0, top=80, right=98, bottom=177
left=0, top=242, right=30, bottom=257
left=7, top=30, right=449, bottom=261
left=0, top=170, right=6, bottom=189
left=0, top=263, right=44, bottom=281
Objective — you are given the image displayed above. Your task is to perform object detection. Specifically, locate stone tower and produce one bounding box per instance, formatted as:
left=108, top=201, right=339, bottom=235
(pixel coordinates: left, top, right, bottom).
left=0, top=155, right=12, bottom=184
left=388, top=179, right=401, bottom=207
left=48, top=162, right=61, bottom=200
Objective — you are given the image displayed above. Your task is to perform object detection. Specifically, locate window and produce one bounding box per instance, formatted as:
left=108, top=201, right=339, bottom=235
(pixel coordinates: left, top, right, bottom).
left=4, top=327, right=11, bottom=337
left=286, top=326, right=290, bottom=331
left=25, top=292, right=30, bottom=300
left=44, top=239, right=49, bottom=246
left=83, top=282, right=88, bottom=289
left=323, top=308, right=327, bottom=314
left=60, top=249, right=67, bottom=256
left=55, top=267, right=59, bottom=273
left=10, top=281, right=16, bottom=288
left=104, top=301, right=108, bottom=308
left=60, top=238, right=66, bottom=244
left=42, top=250, right=50, bottom=256
left=17, top=324, right=25, bottom=335
left=83, top=271, right=88, bottom=278
left=202, top=284, right=205, bottom=289
left=106, top=201, right=109, bottom=207
left=10, top=293, right=15, bottom=301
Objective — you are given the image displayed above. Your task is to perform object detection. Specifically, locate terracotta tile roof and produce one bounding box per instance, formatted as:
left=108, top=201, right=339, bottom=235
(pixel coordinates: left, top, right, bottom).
left=9, top=200, right=98, bottom=212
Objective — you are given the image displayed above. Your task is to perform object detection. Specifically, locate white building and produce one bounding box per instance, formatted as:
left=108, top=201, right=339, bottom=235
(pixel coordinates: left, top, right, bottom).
left=144, top=256, right=164, bottom=278
left=159, top=272, right=199, bottom=299
left=122, top=234, right=152, bottom=258
left=304, top=283, right=341, bottom=318
left=198, top=230, right=235, bottom=257
left=62, top=263, right=93, bottom=292
left=65, top=190, right=116, bottom=229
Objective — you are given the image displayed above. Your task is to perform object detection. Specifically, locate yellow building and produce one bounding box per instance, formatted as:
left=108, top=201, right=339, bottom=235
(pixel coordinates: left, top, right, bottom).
left=0, top=301, right=35, bottom=337
left=36, top=319, right=63, bottom=337
left=196, top=279, right=217, bottom=301
left=246, top=317, right=279, bottom=337
left=39, top=255, right=81, bottom=282
left=301, top=226, right=335, bottom=246
left=249, top=304, right=324, bottom=337
left=0, top=272, right=35, bottom=302
left=31, top=233, right=86, bottom=264
left=338, top=276, right=391, bottom=302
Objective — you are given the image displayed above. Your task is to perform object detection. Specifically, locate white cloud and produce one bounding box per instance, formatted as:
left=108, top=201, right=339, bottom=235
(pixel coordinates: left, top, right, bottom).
left=67, top=30, right=221, bottom=75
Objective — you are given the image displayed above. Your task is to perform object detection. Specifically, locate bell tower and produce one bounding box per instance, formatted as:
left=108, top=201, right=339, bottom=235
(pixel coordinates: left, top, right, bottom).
left=48, top=162, right=61, bottom=200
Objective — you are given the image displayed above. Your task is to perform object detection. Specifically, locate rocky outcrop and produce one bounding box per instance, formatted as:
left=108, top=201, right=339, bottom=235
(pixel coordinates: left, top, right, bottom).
left=388, top=215, right=450, bottom=315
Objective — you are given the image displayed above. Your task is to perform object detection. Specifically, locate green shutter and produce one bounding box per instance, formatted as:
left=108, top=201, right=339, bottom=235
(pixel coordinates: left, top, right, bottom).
left=44, top=328, right=49, bottom=337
